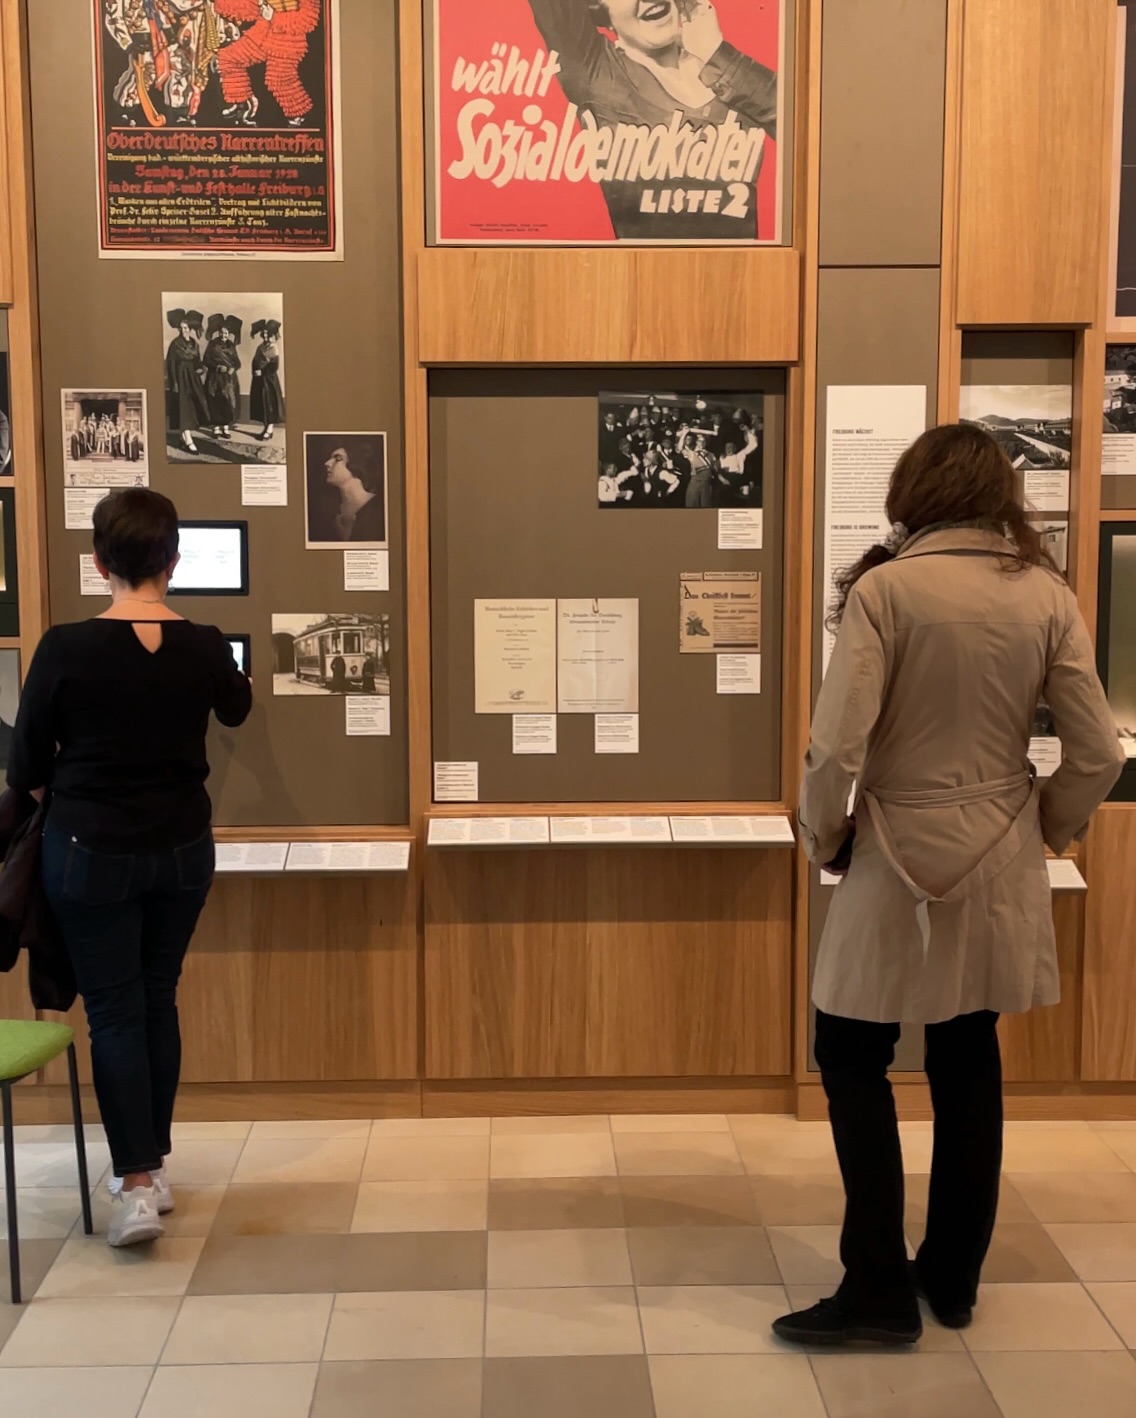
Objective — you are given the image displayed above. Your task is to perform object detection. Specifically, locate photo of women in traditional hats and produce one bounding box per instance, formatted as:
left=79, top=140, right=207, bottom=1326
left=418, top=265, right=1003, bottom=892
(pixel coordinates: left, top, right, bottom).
left=160, top=292, right=286, bottom=464
left=203, top=314, right=243, bottom=439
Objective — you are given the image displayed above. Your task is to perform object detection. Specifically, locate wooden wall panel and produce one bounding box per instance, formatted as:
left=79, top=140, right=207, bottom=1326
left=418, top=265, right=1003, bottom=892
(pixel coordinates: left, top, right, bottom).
left=999, top=891, right=1083, bottom=1082
left=1083, top=809, right=1136, bottom=1080
left=176, top=876, right=418, bottom=1084
left=424, top=850, right=793, bottom=1080
left=956, top=0, right=1113, bottom=326
left=417, top=247, right=800, bottom=366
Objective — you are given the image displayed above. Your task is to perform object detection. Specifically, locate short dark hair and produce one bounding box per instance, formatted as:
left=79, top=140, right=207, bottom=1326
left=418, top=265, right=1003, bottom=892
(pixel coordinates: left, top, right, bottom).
left=92, top=488, right=180, bottom=587
left=342, top=439, right=384, bottom=495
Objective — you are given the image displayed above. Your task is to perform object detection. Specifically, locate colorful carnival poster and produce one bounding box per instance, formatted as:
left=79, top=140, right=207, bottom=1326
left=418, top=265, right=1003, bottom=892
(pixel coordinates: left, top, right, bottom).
left=432, top=0, right=784, bottom=245
left=92, top=0, right=342, bottom=259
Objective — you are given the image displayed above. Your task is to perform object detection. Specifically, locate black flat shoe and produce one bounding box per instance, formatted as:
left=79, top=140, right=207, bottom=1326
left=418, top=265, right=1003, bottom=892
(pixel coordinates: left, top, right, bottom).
left=910, top=1261, right=973, bottom=1330
left=772, top=1297, right=922, bottom=1348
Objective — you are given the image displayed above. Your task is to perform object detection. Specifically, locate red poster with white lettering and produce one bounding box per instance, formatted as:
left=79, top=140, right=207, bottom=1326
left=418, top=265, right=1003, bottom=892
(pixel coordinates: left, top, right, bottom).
left=432, top=0, right=784, bottom=245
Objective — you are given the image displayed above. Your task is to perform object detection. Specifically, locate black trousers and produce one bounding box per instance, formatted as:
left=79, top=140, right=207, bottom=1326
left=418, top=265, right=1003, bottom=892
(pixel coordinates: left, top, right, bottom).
left=814, top=1007, right=1003, bottom=1322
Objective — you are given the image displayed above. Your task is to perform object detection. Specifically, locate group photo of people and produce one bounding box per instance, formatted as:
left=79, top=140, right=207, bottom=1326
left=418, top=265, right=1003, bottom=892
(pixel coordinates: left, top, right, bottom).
left=597, top=391, right=764, bottom=509
left=61, top=389, right=148, bottom=483
left=161, top=292, right=286, bottom=466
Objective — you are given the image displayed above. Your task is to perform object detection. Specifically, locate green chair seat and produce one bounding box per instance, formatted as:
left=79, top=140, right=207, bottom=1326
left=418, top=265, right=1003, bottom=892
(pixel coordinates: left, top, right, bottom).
left=0, top=1021, right=75, bottom=1084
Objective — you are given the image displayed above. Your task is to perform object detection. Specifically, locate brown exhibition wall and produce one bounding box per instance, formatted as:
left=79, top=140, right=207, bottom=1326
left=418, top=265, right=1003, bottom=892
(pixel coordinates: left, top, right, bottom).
left=808, top=266, right=942, bottom=1072
left=28, top=0, right=408, bottom=828
left=818, top=0, right=947, bottom=268
left=430, top=368, right=784, bottom=803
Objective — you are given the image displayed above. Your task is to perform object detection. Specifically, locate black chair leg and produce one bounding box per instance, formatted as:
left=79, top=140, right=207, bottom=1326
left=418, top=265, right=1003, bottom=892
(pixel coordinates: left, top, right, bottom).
left=67, top=1046, right=93, bottom=1237
left=2, top=1080, right=20, bottom=1305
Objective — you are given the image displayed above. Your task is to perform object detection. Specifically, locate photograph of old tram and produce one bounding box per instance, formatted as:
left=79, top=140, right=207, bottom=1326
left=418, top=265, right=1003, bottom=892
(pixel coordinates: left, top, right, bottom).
left=271, top=613, right=391, bottom=697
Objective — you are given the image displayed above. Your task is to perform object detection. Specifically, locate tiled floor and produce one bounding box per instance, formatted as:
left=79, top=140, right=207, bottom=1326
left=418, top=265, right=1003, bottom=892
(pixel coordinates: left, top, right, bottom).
left=3, top=1115, right=1136, bottom=1415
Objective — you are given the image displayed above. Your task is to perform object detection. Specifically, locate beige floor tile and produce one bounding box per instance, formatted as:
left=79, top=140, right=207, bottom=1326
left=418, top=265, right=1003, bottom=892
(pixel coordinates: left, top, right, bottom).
left=812, top=1352, right=1000, bottom=1418
left=490, top=1134, right=617, bottom=1180
left=649, top=1354, right=826, bottom=1418
left=140, top=1362, right=318, bottom=1418
left=13, top=1142, right=111, bottom=1189
left=962, top=1282, right=1124, bottom=1351
left=363, top=1135, right=491, bottom=1182
left=733, top=1127, right=840, bottom=1178
left=613, top=1133, right=743, bottom=1177
left=163, top=1140, right=246, bottom=1186
left=1087, top=1283, right=1136, bottom=1347
left=897, top=1127, right=935, bottom=1173
left=323, top=1291, right=485, bottom=1361
left=611, top=1115, right=731, bottom=1134
left=189, top=1233, right=339, bottom=1294
left=0, top=1297, right=179, bottom=1368
left=353, top=1180, right=488, bottom=1233
left=248, top=1120, right=371, bottom=1141
left=620, top=1176, right=760, bottom=1228
left=231, top=1138, right=367, bottom=1186
left=485, top=1286, right=642, bottom=1357
left=628, top=1227, right=780, bottom=1286
left=88, top=1185, right=226, bottom=1240
left=1045, top=1223, right=1136, bottom=1281
left=784, top=1286, right=965, bottom=1352
left=169, top=1122, right=251, bottom=1143
left=370, top=1118, right=491, bottom=1138
left=726, top=1114, right=803, bottom=1139
left=768, top=1226, right=844, bottom=1286
left=0, top=1188, right=91, bottom=1240
left=14, top=1124, right=105, bottom=1146
left=1004, top=1121, right=1093, bottom=1131
left=1000, top=1130, right=1129, bottom=1174
left=488, top=1178, right=625, bottom=1231
left=750, top=1175, right=847, bottom=1226
left=637, top=1285, right=790, bottom=1354
left=1091, top=1132, right=1136, bottom=1170
left=162, top=1292, right=333, bottom=1365
left=484, top=1356, right=654, bottom=1418
left=36, top=1236, right=204, bottom=1300
left=334, top=1231, right=487, bottom=1293
left=0, top=1239, right=64, bottom=1301
left=905, top=1173, right=1034, bottom=1224
left=491, top=1116, right=612, bottom=1135
left=211, top=1182, right=358, bottom=1236
left=906, top=1221, right=1076, bottom=1284
left=1009, top=1171, right=1136, bottom=1222
left=0, top=1303, right=20, bottom=1354
left=312, top=1359, right=482, bottom=1418
left=975, top=1351, right=1136, bottom=1418
left=487, top=1229, right=632, bottom=1288
left=0, top=1365, right=153, bottom=1418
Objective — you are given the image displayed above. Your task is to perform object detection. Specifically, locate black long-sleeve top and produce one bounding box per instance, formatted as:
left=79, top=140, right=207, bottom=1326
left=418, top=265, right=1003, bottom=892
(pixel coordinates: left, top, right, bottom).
left=7, top=619, right=252, bottom=851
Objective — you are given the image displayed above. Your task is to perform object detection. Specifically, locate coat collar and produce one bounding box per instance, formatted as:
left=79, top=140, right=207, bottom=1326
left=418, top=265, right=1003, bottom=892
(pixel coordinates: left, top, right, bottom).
left=896, top=526, right=1016, bottom=560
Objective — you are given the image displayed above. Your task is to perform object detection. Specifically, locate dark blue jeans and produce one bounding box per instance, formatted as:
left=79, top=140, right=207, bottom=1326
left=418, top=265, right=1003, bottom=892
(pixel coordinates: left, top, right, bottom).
left=42, top=822, right=215, bottom=1177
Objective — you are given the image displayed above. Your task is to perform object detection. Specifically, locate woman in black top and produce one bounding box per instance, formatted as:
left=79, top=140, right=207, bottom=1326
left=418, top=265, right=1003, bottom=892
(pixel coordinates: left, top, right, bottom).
left=8, top=489, right=252, bottom=1248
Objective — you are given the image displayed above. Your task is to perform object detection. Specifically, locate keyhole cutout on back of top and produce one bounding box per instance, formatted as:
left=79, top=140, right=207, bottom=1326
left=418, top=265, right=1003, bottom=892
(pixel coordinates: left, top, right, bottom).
left=132, top=623, right=164, bottom=655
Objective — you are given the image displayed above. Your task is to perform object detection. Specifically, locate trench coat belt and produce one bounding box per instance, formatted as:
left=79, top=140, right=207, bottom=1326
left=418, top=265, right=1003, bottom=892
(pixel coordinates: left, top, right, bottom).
left=860, top=772, right=1039, bottom=959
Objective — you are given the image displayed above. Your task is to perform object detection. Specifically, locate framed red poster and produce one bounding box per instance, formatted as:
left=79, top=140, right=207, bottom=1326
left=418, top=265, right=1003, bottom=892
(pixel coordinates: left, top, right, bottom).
left=431, top=0, right=786, bottom=245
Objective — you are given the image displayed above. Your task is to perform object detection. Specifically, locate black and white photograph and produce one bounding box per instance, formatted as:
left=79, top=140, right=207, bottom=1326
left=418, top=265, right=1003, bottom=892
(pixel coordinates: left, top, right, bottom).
left=161, top=292, right=286, bottom=466
left=61, top=389, right=148, bottom=486
left=959, top=384, right=1072, bottom=513
left=1034, top=519, right=1069, bottom=574
left=597, top=391, right=763, bottom=510
left=0, top=650, right=19, bottom=772
left=1105, top=345, right=1136, bottom=433
left=0, top=318, right=11, bottom=476
left=304, top=433, right=388, bottom=550
left=271, top=613, right=391, bottom=697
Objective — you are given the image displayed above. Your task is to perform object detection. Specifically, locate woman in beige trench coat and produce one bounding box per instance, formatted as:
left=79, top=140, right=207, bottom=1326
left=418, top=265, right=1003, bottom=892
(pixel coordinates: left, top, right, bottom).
left=774, top=424, right=1124, bottom=1349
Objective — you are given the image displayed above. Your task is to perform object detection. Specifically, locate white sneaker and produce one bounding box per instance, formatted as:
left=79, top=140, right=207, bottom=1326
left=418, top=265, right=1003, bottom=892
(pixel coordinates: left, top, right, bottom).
left=109, top=1167, right=174, bottom=1216
left=107, top=1186, right=164, bottom=1248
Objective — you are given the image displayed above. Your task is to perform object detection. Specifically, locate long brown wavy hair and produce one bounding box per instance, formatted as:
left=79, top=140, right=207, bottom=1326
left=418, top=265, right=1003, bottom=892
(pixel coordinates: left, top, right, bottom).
left=827, top=422, right=1060, bottom=629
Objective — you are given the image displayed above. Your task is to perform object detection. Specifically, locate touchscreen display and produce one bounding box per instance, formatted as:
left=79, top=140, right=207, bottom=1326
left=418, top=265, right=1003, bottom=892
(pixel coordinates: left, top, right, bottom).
left=226, top=636, right=248, bottom=674
left=168, top=522, right=247, bottom=595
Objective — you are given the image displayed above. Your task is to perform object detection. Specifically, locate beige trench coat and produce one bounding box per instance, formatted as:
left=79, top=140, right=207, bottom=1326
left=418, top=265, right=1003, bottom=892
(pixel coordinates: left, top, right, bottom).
left=802, top=528, right=1125, bottom=1025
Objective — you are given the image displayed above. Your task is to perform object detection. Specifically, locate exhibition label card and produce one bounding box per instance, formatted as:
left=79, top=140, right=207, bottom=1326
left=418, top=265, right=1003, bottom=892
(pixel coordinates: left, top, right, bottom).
left=1102, top=435, right=1136, bottom=475
left=823, top=386, right=928, bottom=672
left=595, top=713, right=639, bottom=754
left=958, top=384, right=1072, bottom=512
left=65, top=487, right=107, bottom=531
left=475, top=600, right=557, bottom=713
left=1029, top=737, right=1063, bottom=779
left=285, top=841, right=411, bottom=873
left=512, top=714, right=557, bottom=754
left=680, top=572, right=761, bottom=654
left=241, top=464, right=288, bottom=507
left=550, top=816, right=672, bottom=844
left=670, top=815, right=796, bottom=844
left=717, top=654, right=762, bottom=694
left=79, top=554, right=110, bottom=597
left=345, top=697, right=391, bottom=737
left=718, top=508, right=764, bottom=550
left=558, top=599, right=639, bottom=713
left=343, top=550, right=390, bottom=592
left=1047, top=859, right=1087, bottom=892
left=427, top=817, right=551, bottom=845
left=215, top=843, right=290, bottom=874
left=1122, top=735, right=1136, bottom=759
left=434, top=761, right=479, bottom=802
